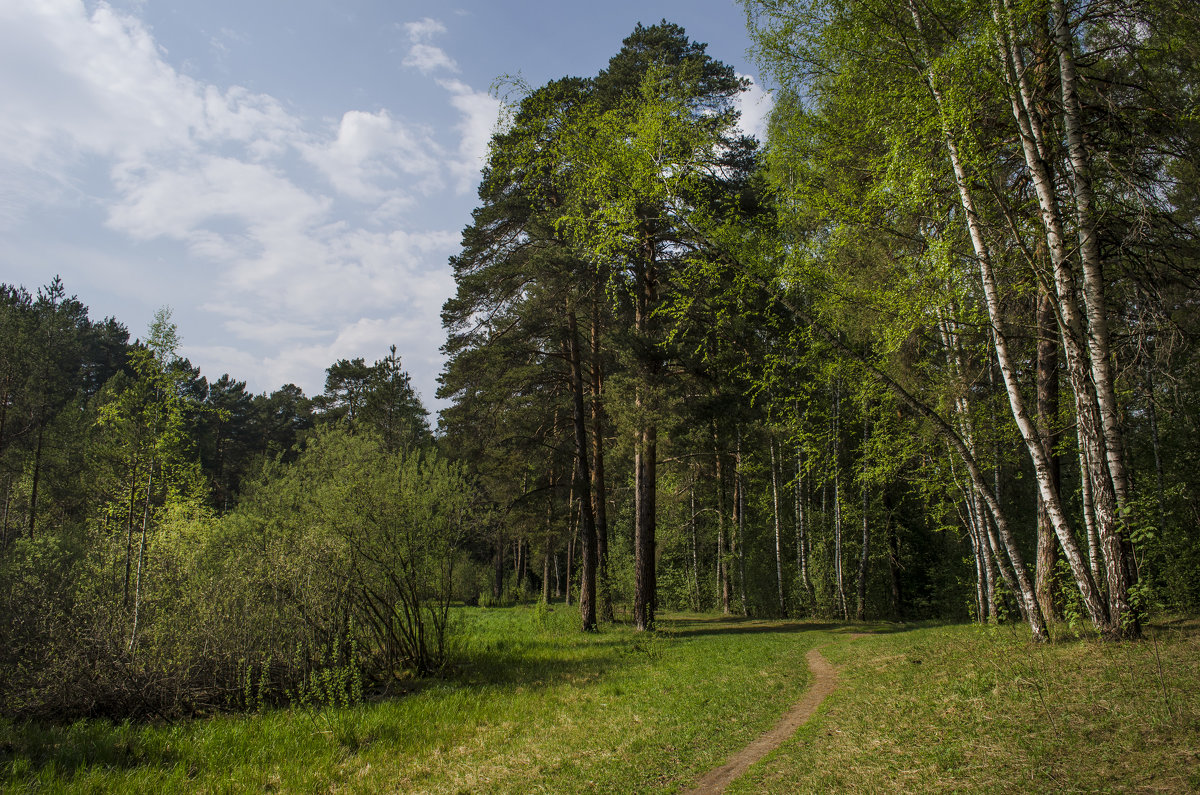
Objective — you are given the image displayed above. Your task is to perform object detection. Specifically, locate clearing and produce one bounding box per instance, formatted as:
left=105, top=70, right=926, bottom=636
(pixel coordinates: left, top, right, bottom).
left=2, top=609, right=1197, bottom=793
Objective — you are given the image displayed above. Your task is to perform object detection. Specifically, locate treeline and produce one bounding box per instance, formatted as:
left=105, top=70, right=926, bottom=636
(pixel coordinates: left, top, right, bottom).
left=0, top=281, right=478, bottom=719
left=438, top=8, right=1200, bottom=639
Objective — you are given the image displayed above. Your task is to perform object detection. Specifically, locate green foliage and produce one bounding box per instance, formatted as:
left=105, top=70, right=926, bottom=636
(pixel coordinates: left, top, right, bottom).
left=0, top=282, right=454, bottom=719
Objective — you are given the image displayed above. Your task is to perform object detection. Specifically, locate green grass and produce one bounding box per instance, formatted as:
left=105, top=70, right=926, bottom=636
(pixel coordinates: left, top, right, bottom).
left=3, top=611, right=1197, bottom=793
left=0, top=607, right=830, bottom=793
left=728, top=619, right=1200, bottom=794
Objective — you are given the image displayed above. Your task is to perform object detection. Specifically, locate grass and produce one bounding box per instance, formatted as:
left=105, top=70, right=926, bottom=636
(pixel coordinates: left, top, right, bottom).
left=2, top=610, right=1197, bottom=793
left=727, top=618, right=1200, bottom=794
left=0, top=606, right=829, bottom=793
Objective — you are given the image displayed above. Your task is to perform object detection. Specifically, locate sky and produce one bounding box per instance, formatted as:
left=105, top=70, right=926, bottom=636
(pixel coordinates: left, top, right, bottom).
left=1, top=0, right=773, bottom=412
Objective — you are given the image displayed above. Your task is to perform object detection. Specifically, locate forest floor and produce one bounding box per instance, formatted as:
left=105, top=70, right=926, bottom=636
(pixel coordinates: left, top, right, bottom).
left=2, top=608, right=1198, bottom=793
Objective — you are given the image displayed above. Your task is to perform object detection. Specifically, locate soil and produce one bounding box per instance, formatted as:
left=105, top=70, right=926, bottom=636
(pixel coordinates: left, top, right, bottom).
left=682, top=646, right=838, bottom=794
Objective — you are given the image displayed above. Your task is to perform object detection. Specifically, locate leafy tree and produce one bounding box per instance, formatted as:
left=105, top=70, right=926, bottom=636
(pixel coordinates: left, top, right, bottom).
left=94, top=307, right=204, bottom=649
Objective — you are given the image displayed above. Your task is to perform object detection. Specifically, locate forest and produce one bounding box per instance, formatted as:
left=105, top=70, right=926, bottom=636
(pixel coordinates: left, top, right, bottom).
left=2, top=0, right=1199, bottom=788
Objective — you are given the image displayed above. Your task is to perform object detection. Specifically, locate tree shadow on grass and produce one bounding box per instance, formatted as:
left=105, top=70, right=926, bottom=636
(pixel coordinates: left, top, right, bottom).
left=661, top=615, right=934, bottom=639
left=0, top=720, right=183, bottom=784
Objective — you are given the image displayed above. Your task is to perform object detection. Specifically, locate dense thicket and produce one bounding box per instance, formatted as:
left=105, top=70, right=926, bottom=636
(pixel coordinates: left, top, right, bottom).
left=0, top=284, right=460, bottom=718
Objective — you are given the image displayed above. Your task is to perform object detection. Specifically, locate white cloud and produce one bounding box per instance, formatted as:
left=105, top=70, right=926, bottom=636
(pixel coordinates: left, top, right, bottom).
left=108, top=156, right=329, bottom=244
left=439, top=78, right=501, bottom=193
left=401, top=16, right=458, bottom=74
left=403, top=43, right=459, bottom=74
left=300, top=109, right=444, bottom=202
left=403, top=17, right=446, bottom=42
left=0, top=1, right=494, bottom=403
left=735, top=73, right=774, bottom=142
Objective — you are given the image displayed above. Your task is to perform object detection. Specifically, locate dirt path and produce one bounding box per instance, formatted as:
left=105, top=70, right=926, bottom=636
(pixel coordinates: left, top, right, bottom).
left=682, top=647, right=838, bottom=794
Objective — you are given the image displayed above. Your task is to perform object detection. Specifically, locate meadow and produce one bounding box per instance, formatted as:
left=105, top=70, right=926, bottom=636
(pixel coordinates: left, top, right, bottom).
left=3, top=608, right=1197, bottom=793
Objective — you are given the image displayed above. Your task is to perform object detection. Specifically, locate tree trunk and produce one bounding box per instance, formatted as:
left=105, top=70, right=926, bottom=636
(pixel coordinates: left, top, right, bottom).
left=1051, top=0, right=1133, bottom=519
left=856, top=420, right=870, bottom=621
left=958, top=477, right=989, bottom=623
left=493, top=526, right=505, bottom=602
left=734, top=427, right=748, bottom=616
left=887, top=506, right=903, bottom=620
left=771, top=436, right=786, bottom=617
left=129, top=459, right=154, bottom=651
left=991, top=0, right=1135, bottom=634
left=832, top=384, right=848, bottom=621
left=590, top=301, right=613, bottom=622
left=123, top=458, right=139, bottom=608
left=567, top=306, right=597, bottom=631
left=543, top=498, right=553, bottom=604
left=1146, top=368, right=1166, bottom=537
left=714, top=423, right=731, bottom=614
left=796, top=447, right=813, bottom=608
left=908, top=0, right=1094, bottom=633
left=1035, top=284, right=1062, bottom=622
left=690, top=481, right=701, bottom=611
left=632, top=241, right=658, bottom=632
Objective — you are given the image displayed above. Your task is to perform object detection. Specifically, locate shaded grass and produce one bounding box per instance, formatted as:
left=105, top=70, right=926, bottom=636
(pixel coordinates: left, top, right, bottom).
left=1, top=607, right=828, bottom=793
left=728, top=620, right=1200, bottom=794
left=5, top=612, right=1197, bottom=792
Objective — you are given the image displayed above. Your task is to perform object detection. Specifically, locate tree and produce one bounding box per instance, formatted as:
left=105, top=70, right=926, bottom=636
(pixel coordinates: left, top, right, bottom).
left=553, top=22, right=756, bottom=629
left=95, top=307, right=203, bottom=649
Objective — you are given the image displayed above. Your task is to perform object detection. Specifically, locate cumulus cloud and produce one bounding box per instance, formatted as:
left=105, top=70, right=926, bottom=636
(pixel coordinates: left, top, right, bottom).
left=299, top=110, right=444, bottom=202
left=401, top=16, right=458, bottom=74
left=0, top=1, right=494, bottom=402
left=439, top=79, right=501, bottom=193
left=735, top=74, right=774, bottom=142
left=403, top=43, right=459, bottom=75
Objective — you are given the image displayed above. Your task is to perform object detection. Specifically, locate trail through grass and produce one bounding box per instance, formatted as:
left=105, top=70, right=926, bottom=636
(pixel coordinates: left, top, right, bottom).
left=3, top=611, right=1197, bottom=793
left=1, top=608, right=830, bottom=793
left=728, top=620, right=1200, bottom=794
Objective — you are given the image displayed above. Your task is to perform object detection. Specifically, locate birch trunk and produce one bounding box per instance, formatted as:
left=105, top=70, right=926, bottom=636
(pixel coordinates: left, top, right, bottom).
left=832, top=385, right=848, bottom=621
left=1052, top=0, right=1137, bottom=633
left=856, top=419, right=870, bottom=621
left=908, top=0, right=1102, bottom=631
left=795, top=448, right=814, bottom=607
left=991, top=0, right=1133, bottom=632
left=771, top=437, right=786, bottom=617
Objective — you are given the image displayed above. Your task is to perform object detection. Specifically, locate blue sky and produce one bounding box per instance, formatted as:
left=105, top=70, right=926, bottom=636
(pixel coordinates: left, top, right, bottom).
left=1, top=0, right=771, bottom=410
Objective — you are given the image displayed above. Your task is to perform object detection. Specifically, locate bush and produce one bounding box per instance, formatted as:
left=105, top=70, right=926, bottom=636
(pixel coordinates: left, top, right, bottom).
left=0, top=427, right=480, bottom=719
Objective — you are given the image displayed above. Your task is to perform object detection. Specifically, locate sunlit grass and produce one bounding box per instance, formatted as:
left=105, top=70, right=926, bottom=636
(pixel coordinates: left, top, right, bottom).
left=728, top=619, right=1200, bottom=794
left=1, top=606, right=828, bottom=793
left=4, top=611, right=1197, bottom=793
